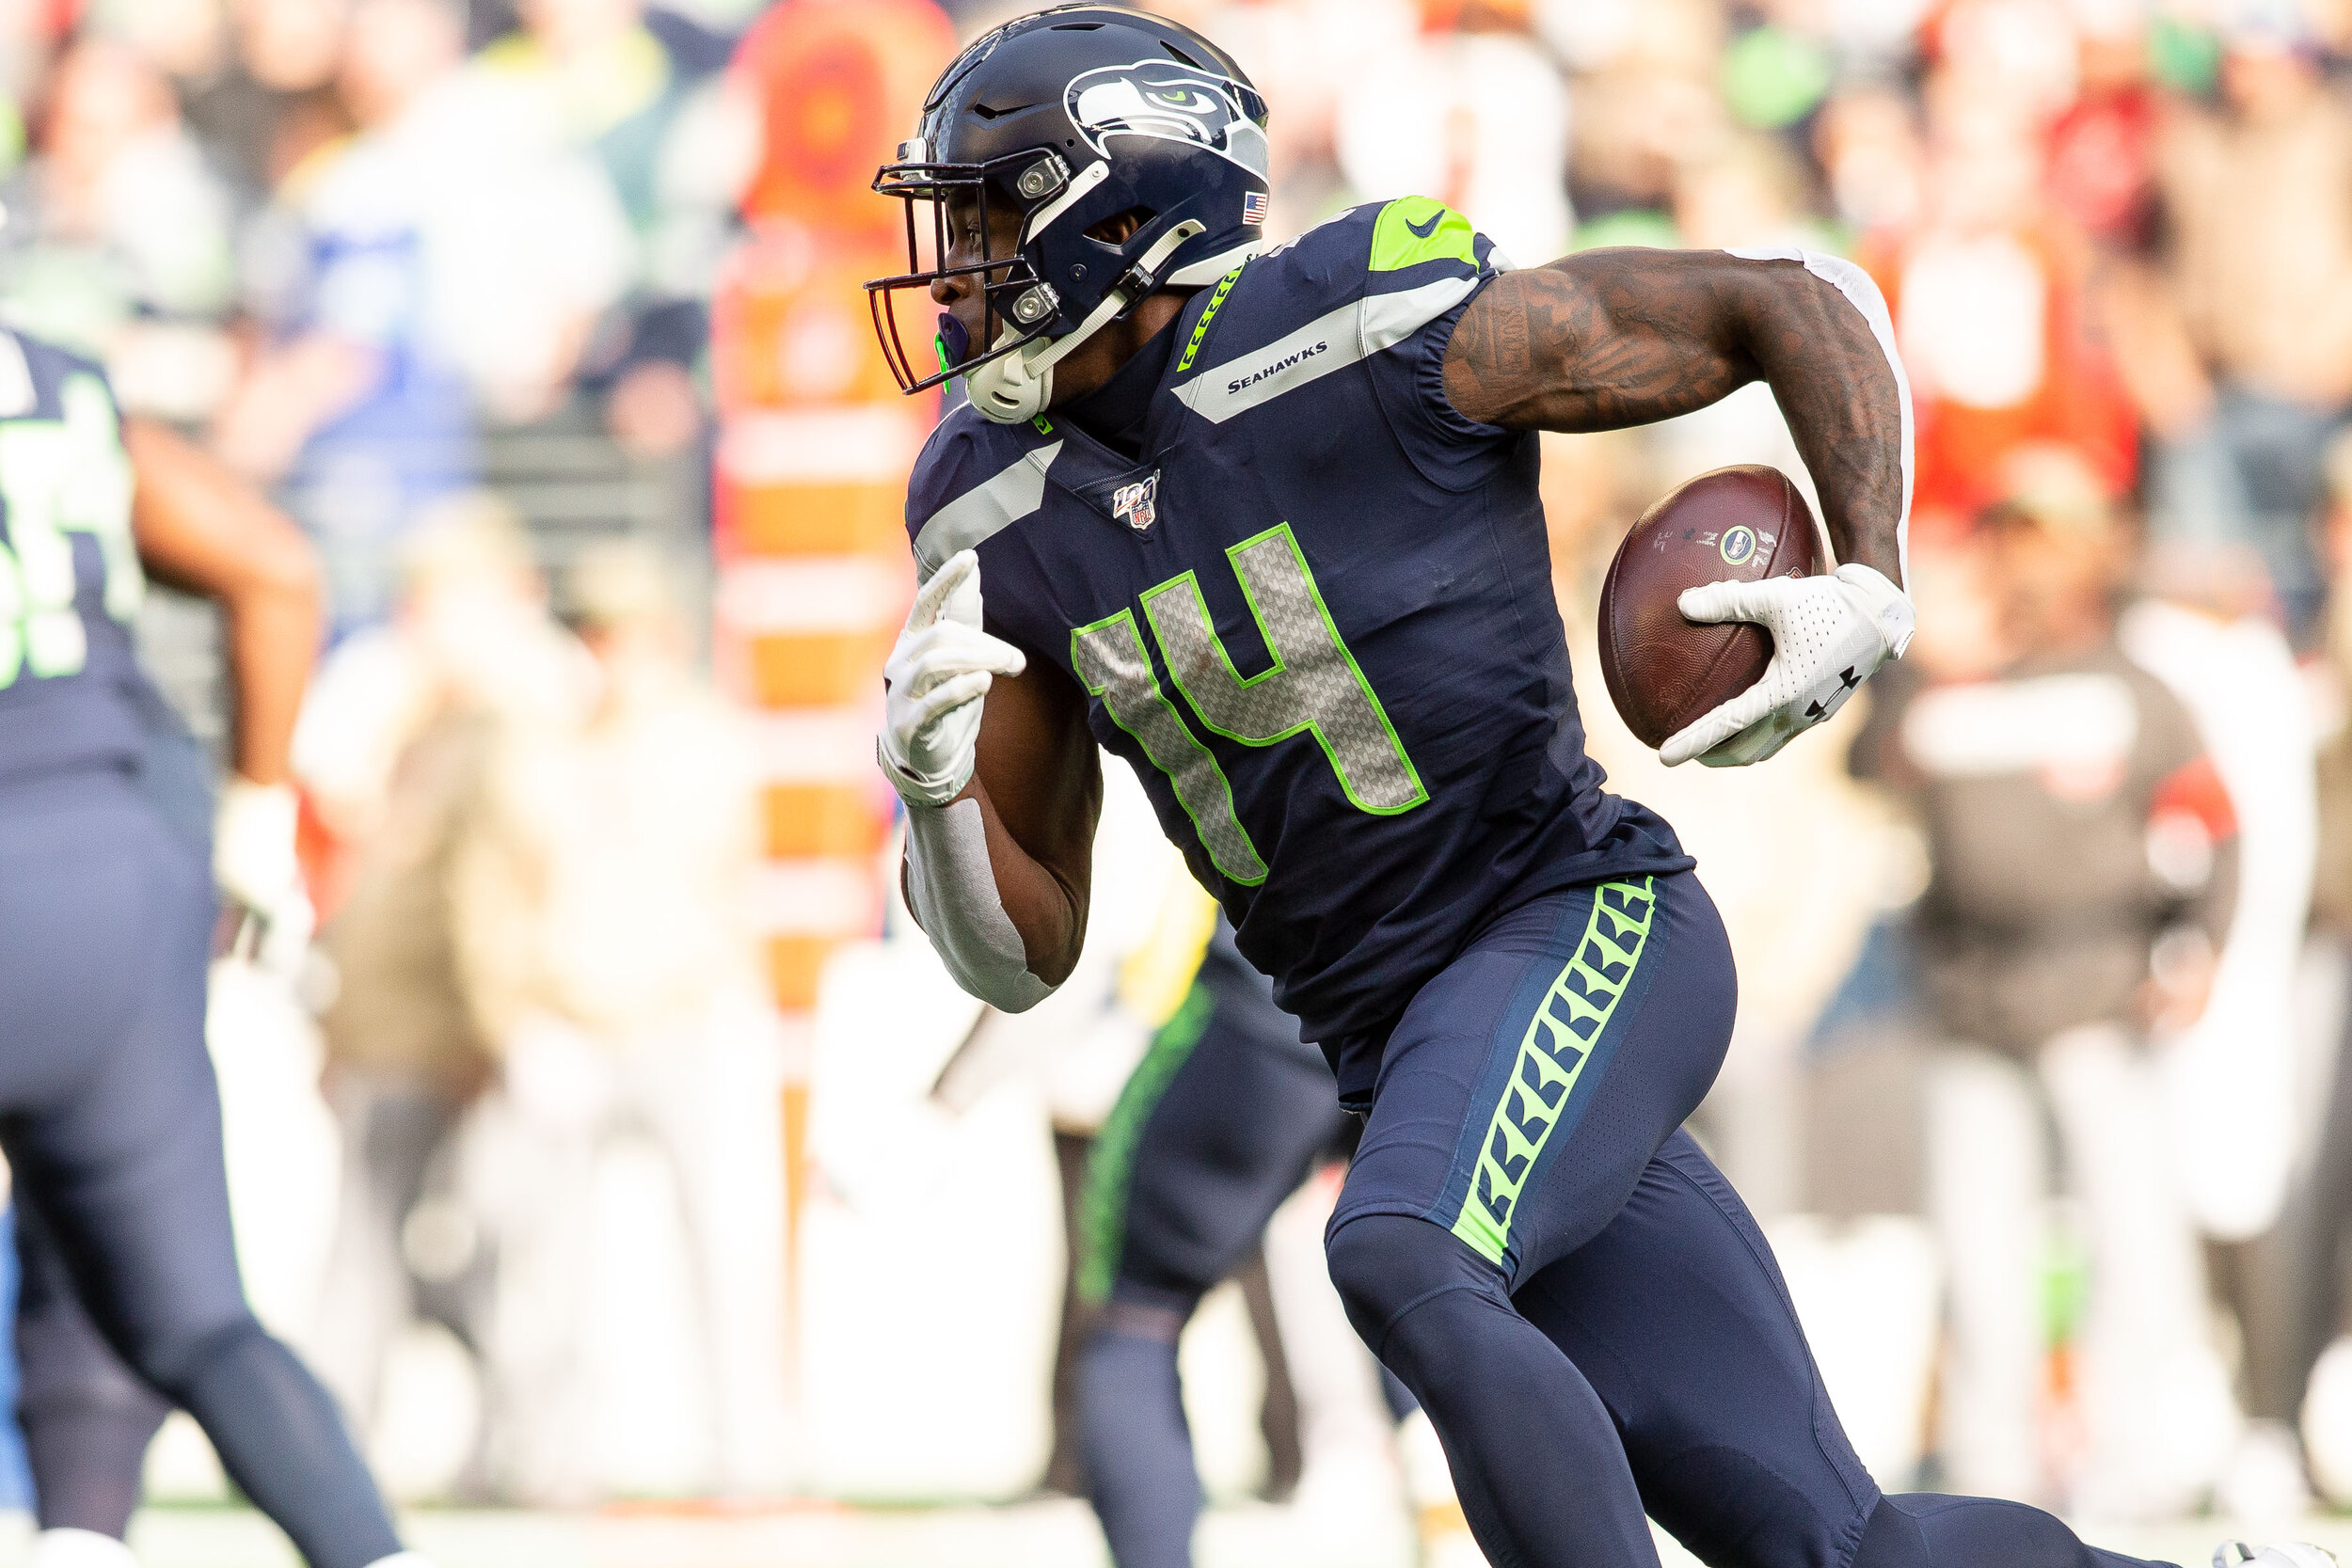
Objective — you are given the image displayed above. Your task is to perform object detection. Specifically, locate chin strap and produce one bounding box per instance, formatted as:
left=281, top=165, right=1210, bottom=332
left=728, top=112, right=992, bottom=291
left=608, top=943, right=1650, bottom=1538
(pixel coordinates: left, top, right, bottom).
left=967, top=220, right=1207, bottom=425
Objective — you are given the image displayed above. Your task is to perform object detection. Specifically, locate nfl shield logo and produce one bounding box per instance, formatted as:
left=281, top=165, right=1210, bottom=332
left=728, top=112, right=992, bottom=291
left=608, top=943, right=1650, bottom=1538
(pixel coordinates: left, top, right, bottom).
left=1113, top=472, right=1161, bottom=533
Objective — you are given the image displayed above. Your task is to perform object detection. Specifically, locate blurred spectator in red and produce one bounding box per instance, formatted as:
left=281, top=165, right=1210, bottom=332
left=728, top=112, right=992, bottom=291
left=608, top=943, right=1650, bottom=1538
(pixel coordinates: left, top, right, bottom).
left=2113, top=1, right=2352, bottom=641
left=0, top=34, right=240, bottom=416
left=1860, top=76, right=2137, bottom=531
left=2042, top=0, right=2159, bottom=251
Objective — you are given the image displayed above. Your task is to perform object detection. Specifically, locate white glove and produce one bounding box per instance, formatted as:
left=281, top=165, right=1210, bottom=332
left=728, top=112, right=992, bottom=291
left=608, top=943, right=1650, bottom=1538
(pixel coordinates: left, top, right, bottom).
left=1661, top=562, right=1915, bottom=768
left=214, top=774, right=315, bottom=966
left=2214, top=1546, right=2337, bottom=1568
left=880, top=549, right=1027, bottom=806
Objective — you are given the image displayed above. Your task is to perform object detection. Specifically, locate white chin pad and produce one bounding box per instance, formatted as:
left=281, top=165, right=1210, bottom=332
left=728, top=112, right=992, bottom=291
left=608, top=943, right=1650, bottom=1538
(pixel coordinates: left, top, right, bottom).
left=966, top=222, right=1205, bottom=426
left=968, top=329, right=1056, bottom=424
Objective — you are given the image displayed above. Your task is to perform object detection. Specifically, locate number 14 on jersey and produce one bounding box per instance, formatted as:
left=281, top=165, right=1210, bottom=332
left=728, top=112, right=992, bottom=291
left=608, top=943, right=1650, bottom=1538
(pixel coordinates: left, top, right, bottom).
left=1072, top=522, right=1424, bottom=887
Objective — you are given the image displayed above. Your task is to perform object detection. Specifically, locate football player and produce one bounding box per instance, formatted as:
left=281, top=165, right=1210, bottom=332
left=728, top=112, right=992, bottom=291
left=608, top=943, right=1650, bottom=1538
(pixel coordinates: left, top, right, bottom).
left=1079, top=900, right=1466, bottom=1568
left=868, top=10, right=2323, bottom=1568
left=0, top=316, right=426, bottom=1568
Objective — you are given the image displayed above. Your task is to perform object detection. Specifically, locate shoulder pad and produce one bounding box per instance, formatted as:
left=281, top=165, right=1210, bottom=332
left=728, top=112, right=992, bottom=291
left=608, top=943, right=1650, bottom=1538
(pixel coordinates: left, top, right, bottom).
left=1364, top=197, right=1495, bottom=288
left=1245, top=203, right=1381, bottom=302
left=905, top=404, right=1065, bottom=581
left=1252, top=198, right=1495, bottom=299
left=1169, top=198, right=1498, bottom=424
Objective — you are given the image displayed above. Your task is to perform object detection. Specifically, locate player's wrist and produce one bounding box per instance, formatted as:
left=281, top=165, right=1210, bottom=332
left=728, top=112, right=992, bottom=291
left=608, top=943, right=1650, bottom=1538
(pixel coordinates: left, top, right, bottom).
left=214, top=775, right=300, bottom=893
left=901, top=794, right=1056, bottom=1012
left=877, top=736, right=973, bottom=809
left=1831, top=562, right=1915, bottom=660
left=219, top=772, right=297, bottom=820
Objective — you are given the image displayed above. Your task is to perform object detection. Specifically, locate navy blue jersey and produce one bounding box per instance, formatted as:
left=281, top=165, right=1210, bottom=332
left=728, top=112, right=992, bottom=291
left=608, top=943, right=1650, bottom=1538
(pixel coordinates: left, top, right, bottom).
left=0, top=328, right=149, bottom=784
left=905, top=198, right=1690, bottom=1098
left=1197, top=915, right=1323, bottom=1068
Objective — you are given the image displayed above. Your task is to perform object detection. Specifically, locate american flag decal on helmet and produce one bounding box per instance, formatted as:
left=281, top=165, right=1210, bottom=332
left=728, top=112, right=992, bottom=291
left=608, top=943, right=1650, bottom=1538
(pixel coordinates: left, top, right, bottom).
left=1242, top=190, right=1270, bottom=226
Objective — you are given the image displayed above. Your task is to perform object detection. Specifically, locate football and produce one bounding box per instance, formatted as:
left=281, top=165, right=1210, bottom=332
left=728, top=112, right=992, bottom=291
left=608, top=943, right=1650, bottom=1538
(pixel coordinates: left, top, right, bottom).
left=1598, top=465, right=1824, bottom=750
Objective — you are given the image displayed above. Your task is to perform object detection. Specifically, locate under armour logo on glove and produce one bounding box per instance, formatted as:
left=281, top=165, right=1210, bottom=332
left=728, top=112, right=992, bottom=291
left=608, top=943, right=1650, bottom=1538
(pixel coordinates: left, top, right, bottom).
left=1661, top=562, right=1914, bottom=768
left=1804, top=666, right=1865, bottom=721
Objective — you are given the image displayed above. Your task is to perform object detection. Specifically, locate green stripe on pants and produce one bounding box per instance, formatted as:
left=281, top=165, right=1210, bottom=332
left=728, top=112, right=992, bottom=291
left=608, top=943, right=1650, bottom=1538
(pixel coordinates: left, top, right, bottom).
left=1079, top=982, right=1216, bottom=1306
left=1452, top=878, right=1657, bottom=1266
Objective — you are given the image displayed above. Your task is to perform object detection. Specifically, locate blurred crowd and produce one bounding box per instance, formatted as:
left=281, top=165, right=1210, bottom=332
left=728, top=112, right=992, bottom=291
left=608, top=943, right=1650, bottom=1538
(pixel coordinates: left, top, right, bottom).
left=21, top=0, right=2352, bottom=1538
left=1, top=0, right=749, bottom=633
left=2, top=0, right=789, bottom=1506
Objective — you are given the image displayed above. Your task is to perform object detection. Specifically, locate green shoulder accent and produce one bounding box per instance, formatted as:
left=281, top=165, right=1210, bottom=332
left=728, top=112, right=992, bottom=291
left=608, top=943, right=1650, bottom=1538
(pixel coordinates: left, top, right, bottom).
left=1371, top=197, right=1478, bottom=274
left=1078, top=983, right=1216, bottom=1306
left=1176, top=265, right=1245, bottom=375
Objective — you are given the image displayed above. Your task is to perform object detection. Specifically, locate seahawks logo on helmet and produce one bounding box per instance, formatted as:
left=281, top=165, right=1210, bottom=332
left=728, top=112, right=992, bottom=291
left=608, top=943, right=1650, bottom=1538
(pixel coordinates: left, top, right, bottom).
left=1066, top=59, right=1270, bottom=178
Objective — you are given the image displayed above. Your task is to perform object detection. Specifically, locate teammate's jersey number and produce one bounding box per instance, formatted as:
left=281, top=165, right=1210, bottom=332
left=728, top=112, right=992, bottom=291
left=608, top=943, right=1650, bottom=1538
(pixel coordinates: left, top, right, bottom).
left=1072, top=523, right=1425, bottom=886
left=0, top=375, right=140, bottom=689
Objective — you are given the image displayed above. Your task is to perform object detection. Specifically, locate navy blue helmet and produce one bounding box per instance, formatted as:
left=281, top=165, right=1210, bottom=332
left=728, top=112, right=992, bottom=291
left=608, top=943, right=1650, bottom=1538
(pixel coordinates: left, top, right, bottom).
left=867, top=6, right=1270, bottom=421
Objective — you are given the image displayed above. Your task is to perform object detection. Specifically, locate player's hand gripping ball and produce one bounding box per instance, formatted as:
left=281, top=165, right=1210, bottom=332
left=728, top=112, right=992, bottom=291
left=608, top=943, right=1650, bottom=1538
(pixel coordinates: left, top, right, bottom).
left=879, top=549, right=1027, bottom=807
left=1599, top=465, right=1914, bottom=768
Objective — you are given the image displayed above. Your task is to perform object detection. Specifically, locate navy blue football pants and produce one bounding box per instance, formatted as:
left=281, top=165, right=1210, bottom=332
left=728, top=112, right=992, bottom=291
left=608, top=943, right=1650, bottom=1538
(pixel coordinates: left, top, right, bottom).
left=16, top=1199, right=169, bottom=1537
left=1325, top=872, right=2175, bottom=1568
left=1077, top=973, right=1407, bottom=1568
left=0, top=768, right=402, bottom=1567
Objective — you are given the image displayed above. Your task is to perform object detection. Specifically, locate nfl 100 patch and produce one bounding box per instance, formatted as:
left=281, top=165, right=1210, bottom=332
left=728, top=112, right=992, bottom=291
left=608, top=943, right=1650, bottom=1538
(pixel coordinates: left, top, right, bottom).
left=1112, top=472, right=1162, bottom=533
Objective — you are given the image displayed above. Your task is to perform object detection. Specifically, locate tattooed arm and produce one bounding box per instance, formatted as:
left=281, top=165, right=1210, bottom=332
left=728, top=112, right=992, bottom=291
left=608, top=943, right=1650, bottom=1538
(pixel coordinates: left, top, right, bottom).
left=1445, top=247, right=1916, bottom=766
left=1442, top=247, right=1907, bottom=588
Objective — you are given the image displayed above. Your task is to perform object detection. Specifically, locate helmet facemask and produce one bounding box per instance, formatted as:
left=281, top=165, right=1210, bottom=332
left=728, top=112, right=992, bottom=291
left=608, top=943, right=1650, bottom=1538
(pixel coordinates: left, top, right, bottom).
left=866, top=9, right=1272, bottom=424
left=867, top=145, right=1072, bottom=402
left=869, top=143, right=1209, bottom=423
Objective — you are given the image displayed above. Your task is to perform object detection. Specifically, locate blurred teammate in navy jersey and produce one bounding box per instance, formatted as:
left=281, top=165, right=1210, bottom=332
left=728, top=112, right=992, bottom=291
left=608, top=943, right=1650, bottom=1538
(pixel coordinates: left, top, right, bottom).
left=1078, top=904, right=1471, bottom=1568
left=0, top=317, right=427, bottom=1568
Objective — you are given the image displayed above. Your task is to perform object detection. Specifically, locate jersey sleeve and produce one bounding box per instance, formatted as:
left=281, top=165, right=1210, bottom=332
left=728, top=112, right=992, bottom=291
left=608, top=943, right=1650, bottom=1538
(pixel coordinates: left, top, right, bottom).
left=902, top=406, right=1049, bottom=583
left=902, top=411, right=973, bottom=578
left=900, top=407, right=1061, bottom=657
left=1352, top=198, right=1518, bottom=485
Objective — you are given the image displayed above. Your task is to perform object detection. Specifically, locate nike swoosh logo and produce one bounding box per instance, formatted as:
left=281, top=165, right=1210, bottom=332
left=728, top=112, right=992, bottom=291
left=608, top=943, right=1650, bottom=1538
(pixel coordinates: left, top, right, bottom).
left=1406, top=211, right=1443, bottom=239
